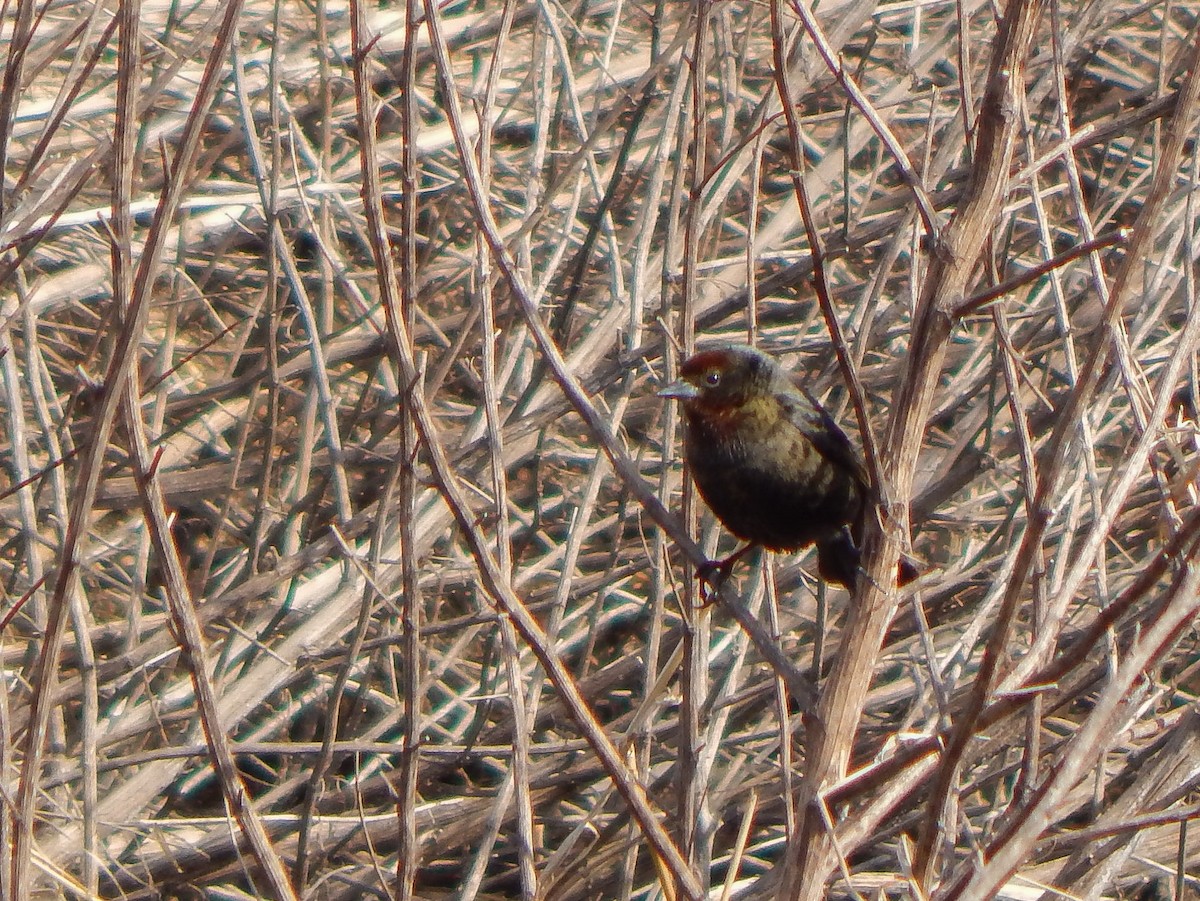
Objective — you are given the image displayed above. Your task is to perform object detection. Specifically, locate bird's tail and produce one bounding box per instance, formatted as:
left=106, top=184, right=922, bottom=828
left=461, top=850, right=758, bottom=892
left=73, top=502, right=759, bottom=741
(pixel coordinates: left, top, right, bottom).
left=818, top=528, right=921, bottom=589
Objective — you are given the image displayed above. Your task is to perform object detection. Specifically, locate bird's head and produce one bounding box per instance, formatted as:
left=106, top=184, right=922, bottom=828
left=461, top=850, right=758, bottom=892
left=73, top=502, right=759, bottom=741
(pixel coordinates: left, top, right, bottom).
left=657, top=344, right=779, bottom=415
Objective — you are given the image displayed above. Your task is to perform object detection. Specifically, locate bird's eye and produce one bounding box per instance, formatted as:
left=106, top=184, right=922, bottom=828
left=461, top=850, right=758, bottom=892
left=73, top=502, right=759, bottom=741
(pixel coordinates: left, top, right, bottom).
left=704, top=370, right=721, bottom=387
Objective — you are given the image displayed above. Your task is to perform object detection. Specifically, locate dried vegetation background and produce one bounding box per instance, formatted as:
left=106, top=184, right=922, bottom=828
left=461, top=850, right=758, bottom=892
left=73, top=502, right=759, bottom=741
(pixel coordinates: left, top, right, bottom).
left=1, top=0, right=1199, bottom=898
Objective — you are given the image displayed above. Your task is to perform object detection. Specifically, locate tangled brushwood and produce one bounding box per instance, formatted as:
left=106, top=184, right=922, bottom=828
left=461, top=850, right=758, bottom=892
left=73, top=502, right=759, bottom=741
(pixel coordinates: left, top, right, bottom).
left=1, top=0, right=1198, bottom=898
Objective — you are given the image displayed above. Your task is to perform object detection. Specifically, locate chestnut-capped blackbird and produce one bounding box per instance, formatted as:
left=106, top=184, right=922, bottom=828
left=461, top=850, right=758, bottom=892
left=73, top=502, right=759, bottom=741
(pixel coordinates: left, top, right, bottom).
left=659, top=344, right=912, bottom=588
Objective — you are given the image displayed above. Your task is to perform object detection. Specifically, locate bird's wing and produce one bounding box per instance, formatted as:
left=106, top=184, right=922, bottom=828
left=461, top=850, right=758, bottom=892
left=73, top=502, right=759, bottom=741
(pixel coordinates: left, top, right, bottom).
left=785, top=387, right=872, bottom=489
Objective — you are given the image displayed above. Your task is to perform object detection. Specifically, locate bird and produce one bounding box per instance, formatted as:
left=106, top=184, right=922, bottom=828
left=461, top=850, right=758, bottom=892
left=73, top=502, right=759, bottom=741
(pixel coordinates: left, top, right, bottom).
left=658, top=343, right=914, bottom=589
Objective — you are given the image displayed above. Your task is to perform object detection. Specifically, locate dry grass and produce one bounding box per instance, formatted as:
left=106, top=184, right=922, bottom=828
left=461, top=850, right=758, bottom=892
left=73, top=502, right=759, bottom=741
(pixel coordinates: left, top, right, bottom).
left=1, top=0, right=1199, bottom=898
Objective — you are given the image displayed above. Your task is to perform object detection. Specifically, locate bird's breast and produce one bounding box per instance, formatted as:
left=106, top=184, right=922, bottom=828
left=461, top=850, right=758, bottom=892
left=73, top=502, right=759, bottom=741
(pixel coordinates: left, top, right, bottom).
left=682, top=409, right=861, bottom=550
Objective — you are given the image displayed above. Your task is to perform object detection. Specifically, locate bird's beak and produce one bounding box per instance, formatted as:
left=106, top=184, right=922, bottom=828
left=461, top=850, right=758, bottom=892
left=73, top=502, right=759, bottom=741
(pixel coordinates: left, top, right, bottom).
left=657, top=379, right=698, bottom=401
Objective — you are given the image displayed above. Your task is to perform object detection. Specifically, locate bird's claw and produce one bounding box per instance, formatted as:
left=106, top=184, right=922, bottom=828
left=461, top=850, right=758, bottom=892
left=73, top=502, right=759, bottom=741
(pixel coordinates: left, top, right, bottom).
left=696, top=557, right=737, bottom=606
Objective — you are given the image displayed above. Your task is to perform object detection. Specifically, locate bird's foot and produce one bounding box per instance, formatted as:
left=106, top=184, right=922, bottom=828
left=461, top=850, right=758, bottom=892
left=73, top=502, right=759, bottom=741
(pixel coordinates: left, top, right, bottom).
left=696, top=545, right=757, bottom=605
left=696, top=559, right=730, bottom=606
